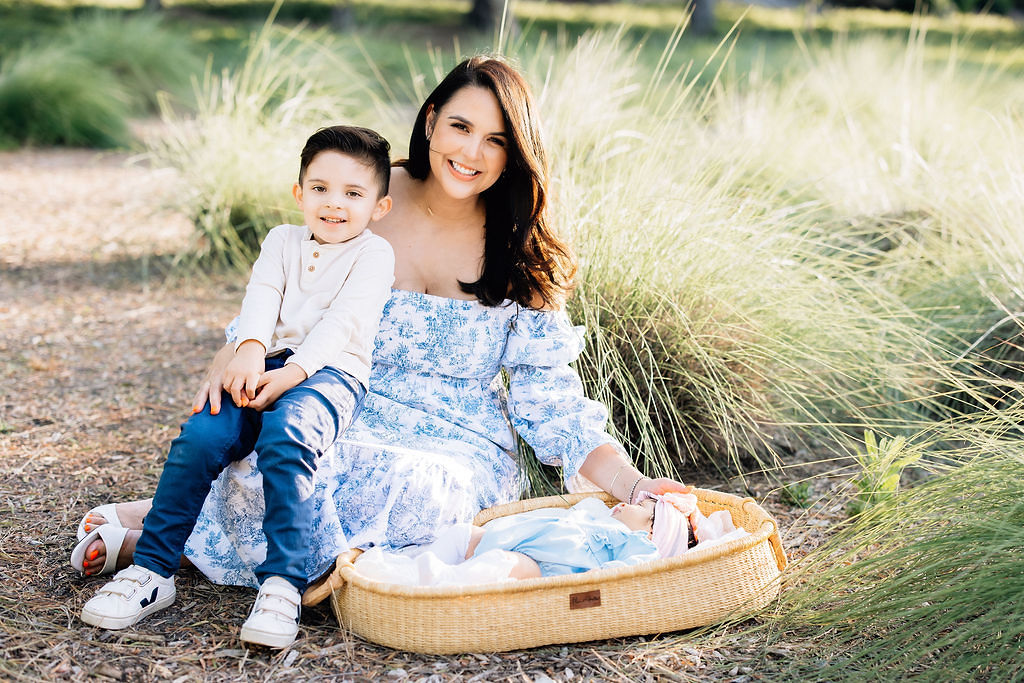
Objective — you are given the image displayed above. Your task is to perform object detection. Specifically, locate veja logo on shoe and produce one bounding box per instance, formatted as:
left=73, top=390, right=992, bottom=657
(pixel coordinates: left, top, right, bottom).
left=139, top=587, right=160, bottom=608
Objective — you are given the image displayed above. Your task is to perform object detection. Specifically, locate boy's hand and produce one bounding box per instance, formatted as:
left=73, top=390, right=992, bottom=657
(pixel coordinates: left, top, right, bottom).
left=222, top=340, right=266, bottom=407
left=247, top=364, right=307, bottom=411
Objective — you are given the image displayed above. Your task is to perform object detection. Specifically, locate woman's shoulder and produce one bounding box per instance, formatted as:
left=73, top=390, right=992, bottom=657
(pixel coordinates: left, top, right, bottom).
left=388, top=165, right=415, bottom=197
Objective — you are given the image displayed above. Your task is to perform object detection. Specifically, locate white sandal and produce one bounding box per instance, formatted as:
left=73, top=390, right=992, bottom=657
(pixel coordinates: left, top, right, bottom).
left=76, top=503, right=124, bottom=542
left=70, top=524, right=130, bottom=576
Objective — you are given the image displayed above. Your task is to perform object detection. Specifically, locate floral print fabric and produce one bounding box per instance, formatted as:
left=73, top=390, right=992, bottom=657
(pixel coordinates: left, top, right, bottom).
left=184, top=290, right=619, bottom=588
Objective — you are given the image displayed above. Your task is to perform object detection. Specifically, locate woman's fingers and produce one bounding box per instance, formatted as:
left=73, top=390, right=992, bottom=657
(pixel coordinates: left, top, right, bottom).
left=190, top=381, right=211, bottom=415
left=645, top=477, right=692, bottom=496
left=207, top=381, right=222, bottom=415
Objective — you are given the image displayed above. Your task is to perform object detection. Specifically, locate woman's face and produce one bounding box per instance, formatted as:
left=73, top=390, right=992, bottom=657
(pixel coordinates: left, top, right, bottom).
left=425, top=85, right=509, bottom=201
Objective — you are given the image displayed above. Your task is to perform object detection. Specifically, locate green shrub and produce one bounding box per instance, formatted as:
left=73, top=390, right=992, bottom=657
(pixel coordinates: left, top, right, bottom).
left=847, top=430, right=922, bottom=516
left=61, top=12, right=203, bottom=113
left=0, top=45, right=129, bottom=148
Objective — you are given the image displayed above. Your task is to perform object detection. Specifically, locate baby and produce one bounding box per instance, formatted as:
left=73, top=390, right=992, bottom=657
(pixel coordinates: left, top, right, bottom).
left=354, top=492, right=749, bottom=586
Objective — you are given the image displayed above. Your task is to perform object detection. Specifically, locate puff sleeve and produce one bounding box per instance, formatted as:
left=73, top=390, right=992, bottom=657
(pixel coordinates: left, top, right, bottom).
left=502, top=308, right=621, bottom=485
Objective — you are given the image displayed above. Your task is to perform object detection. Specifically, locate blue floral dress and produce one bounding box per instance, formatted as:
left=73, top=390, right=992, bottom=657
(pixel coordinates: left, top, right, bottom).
left=184, top=289, right=619, bottom=588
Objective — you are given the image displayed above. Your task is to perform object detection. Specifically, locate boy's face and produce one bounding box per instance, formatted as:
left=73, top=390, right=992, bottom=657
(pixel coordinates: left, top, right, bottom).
left=610, top=499, right=656, bottom=536
left=293, top=150, right=391, bottom=245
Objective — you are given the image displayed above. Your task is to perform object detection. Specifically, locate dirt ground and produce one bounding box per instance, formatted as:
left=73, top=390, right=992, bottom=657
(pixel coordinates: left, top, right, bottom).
left=0, top=148, right=848, bottom=681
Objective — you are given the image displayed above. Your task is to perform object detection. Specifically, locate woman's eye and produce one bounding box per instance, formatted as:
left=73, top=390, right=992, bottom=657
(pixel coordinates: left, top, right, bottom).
left=489, top=137, right=507, bottom=148
left=452, top=122, right=469, bottom=132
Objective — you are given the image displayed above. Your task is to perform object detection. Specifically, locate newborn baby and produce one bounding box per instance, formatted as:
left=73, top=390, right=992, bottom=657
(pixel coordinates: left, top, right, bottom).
left=354, top=492, right=749, bottom=586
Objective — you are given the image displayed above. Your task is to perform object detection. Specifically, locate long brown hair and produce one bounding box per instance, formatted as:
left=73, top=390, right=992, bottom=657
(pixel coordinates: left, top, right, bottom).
left=404, top=56, right=576, bottom=309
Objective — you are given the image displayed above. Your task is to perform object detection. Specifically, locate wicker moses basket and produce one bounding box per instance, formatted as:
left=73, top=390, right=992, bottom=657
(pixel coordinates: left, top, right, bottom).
left=302, top=489, right=787, bottom=654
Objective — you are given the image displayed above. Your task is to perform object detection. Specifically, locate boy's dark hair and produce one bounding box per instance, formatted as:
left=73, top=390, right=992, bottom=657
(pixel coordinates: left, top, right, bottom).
left=298, top=125, right=391, bottom=198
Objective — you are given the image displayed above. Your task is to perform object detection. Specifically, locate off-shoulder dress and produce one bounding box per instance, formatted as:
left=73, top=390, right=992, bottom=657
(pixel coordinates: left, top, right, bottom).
left=184, top=289, right=619, bottom=588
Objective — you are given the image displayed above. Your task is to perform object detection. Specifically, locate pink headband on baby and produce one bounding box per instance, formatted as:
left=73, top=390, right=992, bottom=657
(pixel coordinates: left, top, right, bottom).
left=638, top=490, right=741, bottom=558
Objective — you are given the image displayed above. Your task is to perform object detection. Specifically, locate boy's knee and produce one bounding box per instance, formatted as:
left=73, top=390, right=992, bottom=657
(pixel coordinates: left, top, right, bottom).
left=171, top=409, right=246, bottom=469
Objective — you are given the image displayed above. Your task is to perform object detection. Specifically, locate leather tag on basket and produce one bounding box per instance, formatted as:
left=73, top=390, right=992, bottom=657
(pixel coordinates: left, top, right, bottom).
left=569, top=590, right=601, bottom=610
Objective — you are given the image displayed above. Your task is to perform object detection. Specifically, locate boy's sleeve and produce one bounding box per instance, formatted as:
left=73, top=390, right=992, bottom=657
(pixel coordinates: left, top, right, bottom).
left=234, top=226, right=288, bottom=352
left=285, top=239, right=395, bottom=379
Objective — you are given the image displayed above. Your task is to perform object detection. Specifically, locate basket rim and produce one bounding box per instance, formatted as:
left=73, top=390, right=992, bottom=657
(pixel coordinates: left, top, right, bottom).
left=331, top=488, right=783, bottom=601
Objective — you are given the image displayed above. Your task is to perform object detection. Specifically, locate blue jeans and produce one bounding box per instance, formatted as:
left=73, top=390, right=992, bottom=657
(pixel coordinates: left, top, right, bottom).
left=132, top=353, right=364, bottom=591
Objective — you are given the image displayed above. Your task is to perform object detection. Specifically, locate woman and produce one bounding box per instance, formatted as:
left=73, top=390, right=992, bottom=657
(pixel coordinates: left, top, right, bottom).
left=76, top=55, right=688, bottom=589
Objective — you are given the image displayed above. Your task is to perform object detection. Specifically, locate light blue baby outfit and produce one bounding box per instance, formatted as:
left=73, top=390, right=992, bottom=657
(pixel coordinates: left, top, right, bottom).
left=183, top=290, right=620, bottom=588
left=474, top=497, right=660, bottom=577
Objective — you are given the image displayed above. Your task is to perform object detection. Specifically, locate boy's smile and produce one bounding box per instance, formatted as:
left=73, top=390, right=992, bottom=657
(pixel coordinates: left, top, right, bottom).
left=293, top=150, right=391, bottom=245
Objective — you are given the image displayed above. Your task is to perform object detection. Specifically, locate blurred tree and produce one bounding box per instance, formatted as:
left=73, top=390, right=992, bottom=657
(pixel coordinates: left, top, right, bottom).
left=144, top=0, right=162, bottom=10
left=332, top=0, right=354, bottom=30
left=689, top=0, right=714, bottom=35
left=467, top=0, right=519, bottom=36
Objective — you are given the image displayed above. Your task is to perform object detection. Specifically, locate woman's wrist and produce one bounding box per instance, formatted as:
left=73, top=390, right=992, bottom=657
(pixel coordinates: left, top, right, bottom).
left=627, top=475, right=650, bottom=505
left=608, top=463, right=629, bottom=500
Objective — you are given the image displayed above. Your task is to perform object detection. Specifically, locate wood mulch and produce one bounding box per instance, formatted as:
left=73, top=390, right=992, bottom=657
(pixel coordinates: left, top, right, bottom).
left=0, top=148, right=850, bottom=681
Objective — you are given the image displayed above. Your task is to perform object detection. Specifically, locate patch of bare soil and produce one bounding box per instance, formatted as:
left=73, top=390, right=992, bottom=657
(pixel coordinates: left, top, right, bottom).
left=0, top=149, right=847, bottom=681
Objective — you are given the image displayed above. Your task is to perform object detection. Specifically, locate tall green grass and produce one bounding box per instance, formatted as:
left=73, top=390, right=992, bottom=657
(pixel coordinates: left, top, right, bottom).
left=765, top=420, right=1024, bottom=680
left=60, top=12, right=203, bottom=112
left=146, top=17, right=1024, bottom=482
left=534, top=27, right=1020, bottom=476
left=145, top=17, right=402, bottom=268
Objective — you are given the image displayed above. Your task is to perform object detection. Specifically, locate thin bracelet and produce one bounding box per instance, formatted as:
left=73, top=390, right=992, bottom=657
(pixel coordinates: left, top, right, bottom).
left=627, top=476, right=648, bottom=505
left=608, top=463, right=629, bottom=500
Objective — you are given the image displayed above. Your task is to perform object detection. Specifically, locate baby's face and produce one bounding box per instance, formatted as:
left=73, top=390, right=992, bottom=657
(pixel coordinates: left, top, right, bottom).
left=610, top=499, right=656, bottom=535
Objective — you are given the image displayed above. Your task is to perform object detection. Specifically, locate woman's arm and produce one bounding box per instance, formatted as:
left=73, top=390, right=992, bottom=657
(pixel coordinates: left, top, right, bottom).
left=577, top=443, right=690, bottom=504
left=190, top=342, right=235, bottom=416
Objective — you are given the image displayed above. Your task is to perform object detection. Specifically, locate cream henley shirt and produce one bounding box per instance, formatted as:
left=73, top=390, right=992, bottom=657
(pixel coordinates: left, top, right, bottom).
left=234, top=224, right=395, bottom=387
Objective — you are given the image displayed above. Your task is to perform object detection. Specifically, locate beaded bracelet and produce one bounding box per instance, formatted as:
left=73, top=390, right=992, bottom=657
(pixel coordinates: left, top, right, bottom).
left=627, top=475, right=648, bottom=506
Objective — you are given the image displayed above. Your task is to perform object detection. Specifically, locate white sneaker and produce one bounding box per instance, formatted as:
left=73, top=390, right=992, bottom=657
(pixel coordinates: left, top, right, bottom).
left=80, top=565, right=176, bottom=630
left=239, top=576, right=301, bottom=648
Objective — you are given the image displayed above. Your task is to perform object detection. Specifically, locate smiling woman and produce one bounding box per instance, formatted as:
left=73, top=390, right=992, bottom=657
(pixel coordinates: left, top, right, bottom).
left=402, top=56, right=575, bottom=308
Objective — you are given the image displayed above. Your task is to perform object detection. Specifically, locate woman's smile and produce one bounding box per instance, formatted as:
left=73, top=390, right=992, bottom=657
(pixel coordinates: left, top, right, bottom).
left=448, top=159, right=481, bottom=178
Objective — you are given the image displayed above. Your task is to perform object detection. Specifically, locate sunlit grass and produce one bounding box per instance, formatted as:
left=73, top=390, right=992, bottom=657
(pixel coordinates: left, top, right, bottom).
left=765, top=419, right=1024, bottom=680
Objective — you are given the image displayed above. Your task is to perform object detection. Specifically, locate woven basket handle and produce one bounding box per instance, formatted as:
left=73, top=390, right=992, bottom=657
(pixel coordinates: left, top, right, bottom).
left=301, top=548, right=363, bottom=606
left=766, top=523, right=788, bottom=572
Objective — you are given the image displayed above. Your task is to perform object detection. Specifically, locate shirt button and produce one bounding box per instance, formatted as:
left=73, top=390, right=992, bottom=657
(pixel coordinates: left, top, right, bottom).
left=308, top=265, right=315, bottom=272
left=313, top=251, right=320, bottom=258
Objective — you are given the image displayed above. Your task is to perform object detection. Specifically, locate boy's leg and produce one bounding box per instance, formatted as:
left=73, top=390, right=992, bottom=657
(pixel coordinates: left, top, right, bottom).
left=82, top=397, right=258, bottom=630
left=252, top=367, right=364, bottom=591
left=132, top=397, right=259, bottom=578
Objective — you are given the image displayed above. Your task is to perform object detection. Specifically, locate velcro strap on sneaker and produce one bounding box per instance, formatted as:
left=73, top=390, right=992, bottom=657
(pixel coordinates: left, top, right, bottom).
left=254, top=585, right=300, bottom=621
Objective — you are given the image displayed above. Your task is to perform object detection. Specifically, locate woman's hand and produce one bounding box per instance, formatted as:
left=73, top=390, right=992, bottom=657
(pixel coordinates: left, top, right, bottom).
left=636, top=477, right=692, bottom=502
left=191, top=343, right=236, bottom=416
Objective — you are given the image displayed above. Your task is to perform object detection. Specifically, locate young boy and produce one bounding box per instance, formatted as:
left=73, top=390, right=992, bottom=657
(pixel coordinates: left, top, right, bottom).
left=78, top=125, right=395, bottom=648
